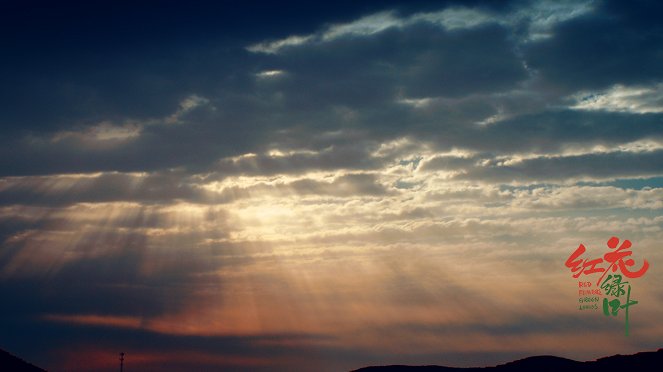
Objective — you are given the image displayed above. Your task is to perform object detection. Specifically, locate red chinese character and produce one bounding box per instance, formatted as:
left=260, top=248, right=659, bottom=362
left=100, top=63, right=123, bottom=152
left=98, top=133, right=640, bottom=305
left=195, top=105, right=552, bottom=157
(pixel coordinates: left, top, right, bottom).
left=566, top=243, right=605, bottom=278
left=596, top=236, right=649, bottom=286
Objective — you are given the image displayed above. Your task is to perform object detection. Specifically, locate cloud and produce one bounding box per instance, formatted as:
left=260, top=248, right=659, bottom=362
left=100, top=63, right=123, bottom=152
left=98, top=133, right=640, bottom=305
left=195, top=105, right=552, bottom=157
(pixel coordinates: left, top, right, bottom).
left=0, top=169, right=392, bottom=209
left=523, top=0, right=663, bottom=91
left=212, top=145, right=386, bottom=177
left=1, top=1, right=657, bottom=181
left=458, top=110, right=663, bottom=154
left=457, top=149, right=663, bottom=182
left=510, top=185, right=663, bottom=210
left=255, top=70, right=286, bottom=79
left=0, top=172, right=203, bottom=206
left=568, top=83, right=663, bottom=114
left=246, top=0, right=595, bottom=54
left=418, top=154, right=479, bottom=172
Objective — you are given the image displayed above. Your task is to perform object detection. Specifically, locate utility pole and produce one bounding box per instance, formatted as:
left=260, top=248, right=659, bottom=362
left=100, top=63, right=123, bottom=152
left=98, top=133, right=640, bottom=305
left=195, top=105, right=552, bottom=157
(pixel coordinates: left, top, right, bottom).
left=119, top=352, right=125, bottom=372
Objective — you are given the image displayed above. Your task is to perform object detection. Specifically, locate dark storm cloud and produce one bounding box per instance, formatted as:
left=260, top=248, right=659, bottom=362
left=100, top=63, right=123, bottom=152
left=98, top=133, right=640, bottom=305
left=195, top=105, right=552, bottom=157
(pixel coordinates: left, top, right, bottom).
left=523, top=0, right=663, bottom=91
left=263, top=23, right=527, bottom=109
left=0, top=1, right=525, bottom=177
left=348, top=108, right=663, bottom=167
left=1, top=0, right=660, bottom=178
left=0, top=0, right=496, bottom=134
left=464, top=111, right=663, bottom=154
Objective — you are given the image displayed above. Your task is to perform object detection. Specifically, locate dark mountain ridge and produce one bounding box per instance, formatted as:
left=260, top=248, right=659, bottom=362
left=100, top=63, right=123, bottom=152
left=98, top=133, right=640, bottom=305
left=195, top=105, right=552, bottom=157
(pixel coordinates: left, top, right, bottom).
left=0, top=348, right=47, bottom=372
left=2, top=346, right=661, bottom=371
left=353, top=348, right=663, bottom=371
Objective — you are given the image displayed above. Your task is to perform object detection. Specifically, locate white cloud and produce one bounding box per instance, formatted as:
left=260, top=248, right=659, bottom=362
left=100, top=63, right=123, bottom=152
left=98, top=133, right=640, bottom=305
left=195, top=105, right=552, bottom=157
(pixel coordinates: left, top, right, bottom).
left=323, top=11, right=402, bottom=40
left=246, top=35, right=313, bottom=54
left=398, top=97, right=434, bottom=108
left=165, top=94, right=212, bottom=124
left=569, top=83, right=663, bottom=114
left=246, top=0, right=595, bottom=54
left=51, top=121, right=141, bottom=145
left=412, top=7, right=496, bottom=31
left=256, top=70, right=286, bottom=79
left=47, top=94, right=213, bottom=147
left=520, top=0, right=596, bottom=41
left=179, top=94, right=209, bottom=111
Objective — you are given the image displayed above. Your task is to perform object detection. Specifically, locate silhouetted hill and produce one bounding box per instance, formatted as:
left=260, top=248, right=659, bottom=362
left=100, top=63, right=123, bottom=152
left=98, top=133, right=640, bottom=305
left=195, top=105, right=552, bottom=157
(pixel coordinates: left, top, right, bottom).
left=352, top=348, right=663, bottom=371
left=493, top=355, right=583, bottom=371
left=0, top=348, right=47, bottom=372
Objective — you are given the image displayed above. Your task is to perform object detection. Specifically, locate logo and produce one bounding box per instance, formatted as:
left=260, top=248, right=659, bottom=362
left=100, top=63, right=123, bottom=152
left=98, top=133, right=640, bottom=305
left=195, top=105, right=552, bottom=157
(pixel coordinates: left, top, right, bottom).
left=565, top=237, right=649, bottom=336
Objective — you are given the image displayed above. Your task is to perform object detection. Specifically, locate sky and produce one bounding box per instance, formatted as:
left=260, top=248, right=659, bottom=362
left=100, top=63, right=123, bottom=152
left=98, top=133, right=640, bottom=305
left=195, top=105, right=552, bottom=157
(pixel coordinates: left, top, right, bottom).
left=1, top=0, right=662, bottom=371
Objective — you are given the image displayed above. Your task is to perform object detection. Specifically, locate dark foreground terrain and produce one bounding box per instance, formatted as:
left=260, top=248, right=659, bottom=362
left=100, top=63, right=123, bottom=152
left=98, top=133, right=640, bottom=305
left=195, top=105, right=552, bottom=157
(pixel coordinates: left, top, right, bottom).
left=2, top=347, right=661, bottom=371
left=353, top=348, right=663, bottom=371
left=0, top=348, right=47, bottom=372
